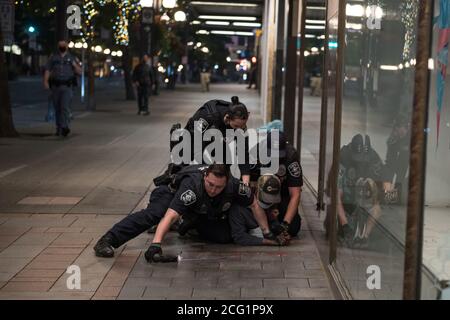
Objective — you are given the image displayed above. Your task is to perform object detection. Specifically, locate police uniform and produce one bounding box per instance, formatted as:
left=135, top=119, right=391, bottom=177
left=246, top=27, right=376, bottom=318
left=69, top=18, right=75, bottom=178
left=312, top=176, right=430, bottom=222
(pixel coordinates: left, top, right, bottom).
left=181, top=100, right=250, bottom=175
left=45, top=53, right=77, bottom=135
left=250, top=142, right=303, bottom=236
left=105, top=165, right=254, bottom=247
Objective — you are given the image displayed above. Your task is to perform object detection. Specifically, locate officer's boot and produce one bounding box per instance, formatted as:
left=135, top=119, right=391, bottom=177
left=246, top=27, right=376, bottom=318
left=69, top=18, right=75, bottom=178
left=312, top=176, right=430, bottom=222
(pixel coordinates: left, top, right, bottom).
left=94, top=233, right=116, bottom=258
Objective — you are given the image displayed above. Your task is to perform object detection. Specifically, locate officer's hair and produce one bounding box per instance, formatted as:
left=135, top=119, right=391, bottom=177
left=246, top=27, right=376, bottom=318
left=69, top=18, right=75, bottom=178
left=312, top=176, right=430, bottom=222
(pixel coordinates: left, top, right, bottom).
left=205, top=164, right=230, bottom=180
left=228, top=96, right=249, bottom=120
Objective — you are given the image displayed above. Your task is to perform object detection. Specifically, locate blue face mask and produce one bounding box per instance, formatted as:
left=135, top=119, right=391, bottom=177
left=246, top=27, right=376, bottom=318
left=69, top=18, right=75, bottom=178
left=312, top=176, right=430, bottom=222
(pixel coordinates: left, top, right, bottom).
left=257, top=199, right=273, bottom=210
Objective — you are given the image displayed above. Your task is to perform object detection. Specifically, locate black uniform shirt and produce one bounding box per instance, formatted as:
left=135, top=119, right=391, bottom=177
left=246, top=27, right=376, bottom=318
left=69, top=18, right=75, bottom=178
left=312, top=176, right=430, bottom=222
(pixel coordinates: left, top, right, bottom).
left=250, top=143, right=303, bottom=196
left=185, top=100, right=231, bottom=135
left=45, top=53, right=76, bottom=82
left=169, top=171, right=253, bottom=219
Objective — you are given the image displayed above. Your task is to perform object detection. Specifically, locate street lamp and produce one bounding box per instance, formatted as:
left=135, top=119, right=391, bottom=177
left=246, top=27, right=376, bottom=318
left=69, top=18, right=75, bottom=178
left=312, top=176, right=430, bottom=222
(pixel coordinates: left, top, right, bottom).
left=140, top=0, right=153, bottom=7
left=140, top=0, right=154, bottom=56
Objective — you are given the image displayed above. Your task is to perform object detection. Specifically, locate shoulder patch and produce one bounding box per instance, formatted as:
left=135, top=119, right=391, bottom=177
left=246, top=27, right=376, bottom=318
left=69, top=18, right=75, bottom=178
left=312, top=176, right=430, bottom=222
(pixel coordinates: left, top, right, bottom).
left=238, top=183, right=251, bottom=198
left=222, top=202, right=232, bottom=211
left=288, top=162, right=302, bottom=178
left=195, top=118, right=209, bottom=133
left=180, top=190, right=197, bottom=206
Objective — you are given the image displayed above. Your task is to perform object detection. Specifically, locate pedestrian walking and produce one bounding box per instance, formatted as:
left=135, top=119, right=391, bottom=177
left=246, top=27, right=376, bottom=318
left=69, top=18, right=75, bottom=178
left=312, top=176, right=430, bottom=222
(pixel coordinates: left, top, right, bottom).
left=43, top=40, right=81, bottom=137
left=132, top=54, right=154, bottom=116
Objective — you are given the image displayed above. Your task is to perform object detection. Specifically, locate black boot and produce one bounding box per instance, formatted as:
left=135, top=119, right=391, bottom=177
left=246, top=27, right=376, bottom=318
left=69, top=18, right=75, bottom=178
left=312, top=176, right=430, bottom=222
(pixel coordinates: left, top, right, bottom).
left=94, top=233, right=116, bottom=258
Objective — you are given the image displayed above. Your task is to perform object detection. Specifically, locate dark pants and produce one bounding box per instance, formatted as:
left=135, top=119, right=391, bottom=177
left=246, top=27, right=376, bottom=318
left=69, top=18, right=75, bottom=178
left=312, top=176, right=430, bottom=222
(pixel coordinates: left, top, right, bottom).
left=108, top=185, right=173, bottom=247
left=51, top=85, right=72, bottom=131
left=137, top=84, right=149, bottom=112
left=107, top=185, right=233, bottom=247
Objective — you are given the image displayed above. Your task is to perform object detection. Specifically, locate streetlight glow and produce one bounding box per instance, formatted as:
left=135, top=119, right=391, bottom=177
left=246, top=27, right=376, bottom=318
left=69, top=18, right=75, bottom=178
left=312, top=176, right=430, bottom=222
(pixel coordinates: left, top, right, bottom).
left=162, top=0, right=176, bottom=9
left=174, top=11, right=186, bottom=22
left=95, top=45, right=102, bottom=53
left=140, top=0, right=154, bottom=7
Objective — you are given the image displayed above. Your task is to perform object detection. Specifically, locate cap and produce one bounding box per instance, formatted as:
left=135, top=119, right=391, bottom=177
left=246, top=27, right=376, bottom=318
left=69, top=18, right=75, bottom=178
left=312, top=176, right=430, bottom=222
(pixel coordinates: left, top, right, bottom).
left=350, top=134, right=371, bottom=162
left=267, top=131, right=287, bottom=158
left=257, top=174, right=282, bottom=205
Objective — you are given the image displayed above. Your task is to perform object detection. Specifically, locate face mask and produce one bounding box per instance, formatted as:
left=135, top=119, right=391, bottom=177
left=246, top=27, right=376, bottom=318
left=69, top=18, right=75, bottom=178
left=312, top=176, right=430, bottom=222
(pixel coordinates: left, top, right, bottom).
left=59, top=46, right=67, bottom=53
left=257, top=199, right=273, bottom=210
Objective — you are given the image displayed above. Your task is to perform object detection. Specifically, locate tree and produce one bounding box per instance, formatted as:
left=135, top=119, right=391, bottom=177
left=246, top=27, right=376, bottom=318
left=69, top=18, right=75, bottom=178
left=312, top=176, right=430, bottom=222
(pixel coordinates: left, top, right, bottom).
left=0, top=14, right=18, bottom=137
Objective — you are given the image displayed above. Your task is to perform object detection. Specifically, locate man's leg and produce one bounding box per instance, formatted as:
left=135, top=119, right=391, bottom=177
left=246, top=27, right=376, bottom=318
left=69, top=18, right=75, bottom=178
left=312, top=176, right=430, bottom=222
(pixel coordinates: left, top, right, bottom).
left=60, top=86, right=73, bottom=136
left=137, top=86, right=143, bottom=113
left=94, top=186, right=175, bottom=257
left=142, top=85, right=149, bottom=114
left=52, top=88, right=62, bottom=135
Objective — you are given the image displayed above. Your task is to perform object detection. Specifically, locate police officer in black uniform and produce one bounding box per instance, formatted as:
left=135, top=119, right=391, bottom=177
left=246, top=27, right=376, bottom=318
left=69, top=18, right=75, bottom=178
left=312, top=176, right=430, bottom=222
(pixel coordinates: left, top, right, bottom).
left=44, top=40, right=81, bottom=137
left=94, top=164, right=253, bottom=262
left=248, top=131, right=303, bottom=239
left=167, top=96, right=251, bottom=183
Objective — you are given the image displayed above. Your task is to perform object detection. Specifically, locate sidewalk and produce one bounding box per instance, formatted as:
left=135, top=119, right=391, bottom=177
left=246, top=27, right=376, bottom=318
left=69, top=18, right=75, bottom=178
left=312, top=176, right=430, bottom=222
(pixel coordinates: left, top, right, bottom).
left=0, top=82, right=334, bottom=300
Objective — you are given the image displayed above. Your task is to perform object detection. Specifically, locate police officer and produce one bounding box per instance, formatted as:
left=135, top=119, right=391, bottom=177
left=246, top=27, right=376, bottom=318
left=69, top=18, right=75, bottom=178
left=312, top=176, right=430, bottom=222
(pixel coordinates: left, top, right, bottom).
left=248, top=131, right=303, bottom=238
left=167, top=96, right=251, bottom=182
left=44, top=40, right=81, bottom=137
left=94, top=164, right=253, bottom=262
left=229, top=174, right=290, bottom=246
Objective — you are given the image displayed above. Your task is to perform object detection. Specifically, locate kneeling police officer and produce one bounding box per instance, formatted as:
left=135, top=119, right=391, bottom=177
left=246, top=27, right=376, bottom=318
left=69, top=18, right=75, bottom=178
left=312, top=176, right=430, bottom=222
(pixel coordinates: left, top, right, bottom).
left=167, top=96, right=251, bottom=183
left=249, top=131, right=303, bottom=238
left=94, top=164, right=253, bottom=262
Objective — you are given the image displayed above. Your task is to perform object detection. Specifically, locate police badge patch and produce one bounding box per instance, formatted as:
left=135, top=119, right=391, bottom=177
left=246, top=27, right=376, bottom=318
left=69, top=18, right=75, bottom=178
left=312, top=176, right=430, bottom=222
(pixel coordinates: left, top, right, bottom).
left=195, top=118, right=209, bottom=133
left=238, top=183, right=251, bottom=198
left=181, top=190, right=197, bottom=206
left=222, top=202, right=231, bottom=211
left=288, top=162, right=302, bottom=178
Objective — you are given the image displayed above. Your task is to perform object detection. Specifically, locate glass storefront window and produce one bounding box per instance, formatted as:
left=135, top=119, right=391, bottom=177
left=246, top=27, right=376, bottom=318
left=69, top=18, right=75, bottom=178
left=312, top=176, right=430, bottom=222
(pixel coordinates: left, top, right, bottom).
left=334, top=0, right=419, bottom=299
left=423, top=0, right=450, bottom=300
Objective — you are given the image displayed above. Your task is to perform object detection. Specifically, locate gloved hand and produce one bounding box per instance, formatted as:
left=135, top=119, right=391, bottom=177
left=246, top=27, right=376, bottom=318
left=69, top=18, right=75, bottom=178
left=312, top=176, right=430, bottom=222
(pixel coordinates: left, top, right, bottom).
left=271, top=220, right=290, bottom=236
left=144, top=243, right=162, bottom=263
left=264, top=231, right=290, bottom=246
left=144, top=243, right=178, bottom=263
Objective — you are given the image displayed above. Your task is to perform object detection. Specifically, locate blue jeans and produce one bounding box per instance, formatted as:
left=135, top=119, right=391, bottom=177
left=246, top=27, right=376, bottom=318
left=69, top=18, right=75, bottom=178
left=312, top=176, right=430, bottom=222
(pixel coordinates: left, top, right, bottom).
left=51, top=85, right=73, bottom=130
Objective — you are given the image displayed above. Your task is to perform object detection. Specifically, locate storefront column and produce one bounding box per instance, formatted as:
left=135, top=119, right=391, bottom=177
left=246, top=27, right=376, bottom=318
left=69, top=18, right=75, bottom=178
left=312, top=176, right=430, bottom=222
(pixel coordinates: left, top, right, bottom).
left=403, top=0, right=433, bottom=300
left=283, top=0, right=300, bottom=144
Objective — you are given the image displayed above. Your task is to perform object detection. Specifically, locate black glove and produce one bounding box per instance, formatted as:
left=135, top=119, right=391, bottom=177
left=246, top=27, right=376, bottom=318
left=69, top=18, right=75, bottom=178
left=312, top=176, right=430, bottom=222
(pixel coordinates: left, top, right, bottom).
left=144, top=243, right=178, bottom=263
left=271, top=220, right=290, bottom=236
left=144, top=243, right=162, bottom=263
left=264, top=231, right=289, bottom=246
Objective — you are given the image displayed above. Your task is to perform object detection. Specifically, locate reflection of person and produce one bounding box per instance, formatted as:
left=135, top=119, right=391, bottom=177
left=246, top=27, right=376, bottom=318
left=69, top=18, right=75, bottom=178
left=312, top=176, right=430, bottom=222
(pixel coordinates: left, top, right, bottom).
left=229, top=175, right=290, bottom=246
left=44, top=40, right=81, bottom=137
left=94, top=164, right=254, bottom=262
left=335, top=134, right=386, bottom=248
left=132, top=54, right=154, bottom=116
left=247, top=64, right=258, bottom=89
left=200, top=65, right=211, bottom=92
left=383, top=115, right=410, bottom=204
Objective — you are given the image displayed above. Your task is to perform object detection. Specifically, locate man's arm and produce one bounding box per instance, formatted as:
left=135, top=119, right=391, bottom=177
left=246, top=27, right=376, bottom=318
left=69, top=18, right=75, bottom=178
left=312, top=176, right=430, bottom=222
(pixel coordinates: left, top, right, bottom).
left=152, top=208, right=180, bottom=244
left=283, top=186, right=301, bottom=224
left=72, top=58, right=82, bottom=75
left=250, top=197, right=271, bottom=234
left=44, top=70, right=50, bottom=89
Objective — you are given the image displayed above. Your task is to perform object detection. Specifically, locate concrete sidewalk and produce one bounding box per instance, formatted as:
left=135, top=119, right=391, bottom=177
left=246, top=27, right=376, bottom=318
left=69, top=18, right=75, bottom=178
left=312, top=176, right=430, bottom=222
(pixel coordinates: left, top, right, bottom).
left=0, top=83, right=334, bottom=300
